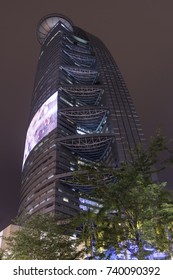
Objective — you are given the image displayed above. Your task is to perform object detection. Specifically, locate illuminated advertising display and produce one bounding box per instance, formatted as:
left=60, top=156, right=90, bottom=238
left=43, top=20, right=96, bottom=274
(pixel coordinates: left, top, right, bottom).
left=22, top=91, right=58, bottom=167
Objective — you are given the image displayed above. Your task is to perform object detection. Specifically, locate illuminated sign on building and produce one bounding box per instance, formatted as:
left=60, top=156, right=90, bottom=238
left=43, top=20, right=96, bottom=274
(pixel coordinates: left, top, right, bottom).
left=22, top=92, right=58, bottom=166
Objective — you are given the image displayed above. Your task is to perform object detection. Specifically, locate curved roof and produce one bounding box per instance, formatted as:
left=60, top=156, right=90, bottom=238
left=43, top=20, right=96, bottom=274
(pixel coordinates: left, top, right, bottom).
left=37, top=14, right=74, bottom=44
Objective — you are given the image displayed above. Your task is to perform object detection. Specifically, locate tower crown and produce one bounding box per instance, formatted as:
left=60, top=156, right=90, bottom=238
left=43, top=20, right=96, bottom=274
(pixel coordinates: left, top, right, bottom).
left=37, top=13, right=74, bottom=44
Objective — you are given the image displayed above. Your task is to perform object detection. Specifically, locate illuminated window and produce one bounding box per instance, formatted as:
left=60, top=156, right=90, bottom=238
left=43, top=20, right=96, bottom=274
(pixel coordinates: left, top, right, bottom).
left=63, top=197, right=69, bottom=203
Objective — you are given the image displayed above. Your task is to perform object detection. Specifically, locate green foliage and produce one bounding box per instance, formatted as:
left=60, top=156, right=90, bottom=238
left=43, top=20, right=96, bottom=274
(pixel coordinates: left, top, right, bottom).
left=3, top=133, right=173, bottom=260
left=3, top=215, right=83, bottom=260
left=0, top=248, right=4, bottom=260
left=74, top=133, right=173, bottom=259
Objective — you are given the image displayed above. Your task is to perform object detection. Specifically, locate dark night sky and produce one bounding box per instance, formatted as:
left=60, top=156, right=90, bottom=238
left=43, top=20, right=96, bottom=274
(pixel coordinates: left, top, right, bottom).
left=0, top=0, right=173, bottom=230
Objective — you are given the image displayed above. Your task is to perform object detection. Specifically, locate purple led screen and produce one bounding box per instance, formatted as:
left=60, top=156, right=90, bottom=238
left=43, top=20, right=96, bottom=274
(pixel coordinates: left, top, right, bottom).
left=22, top=91, right=58, bottom=167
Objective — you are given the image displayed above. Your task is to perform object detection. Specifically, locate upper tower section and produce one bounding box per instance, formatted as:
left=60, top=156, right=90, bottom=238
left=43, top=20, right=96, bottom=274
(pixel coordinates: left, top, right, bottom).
left=37, top=14, right=74, bottom=45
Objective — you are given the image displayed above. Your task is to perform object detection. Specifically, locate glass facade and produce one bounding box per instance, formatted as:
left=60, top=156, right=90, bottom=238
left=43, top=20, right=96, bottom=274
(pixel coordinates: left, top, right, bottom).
left=18, top=14, right=145, bottom=219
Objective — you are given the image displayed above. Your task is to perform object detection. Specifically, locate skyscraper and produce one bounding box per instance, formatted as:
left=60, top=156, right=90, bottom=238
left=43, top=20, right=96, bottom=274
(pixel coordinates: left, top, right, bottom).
left=18, top=14, right=145, bottom=219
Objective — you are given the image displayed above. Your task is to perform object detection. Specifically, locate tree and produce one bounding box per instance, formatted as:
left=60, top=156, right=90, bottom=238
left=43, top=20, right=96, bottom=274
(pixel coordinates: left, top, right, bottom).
left=3, top=214, right=84, bottom=260
left=74, top=133, right=173, bottom=259
left=3, top=133, right=173, bottom=260
left=0, top=248, right=4, bottom=260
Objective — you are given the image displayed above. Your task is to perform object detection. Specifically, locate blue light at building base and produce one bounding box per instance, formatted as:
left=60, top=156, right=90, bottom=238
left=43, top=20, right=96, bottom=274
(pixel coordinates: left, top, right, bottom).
left=85, top=241, right=168, bottom=260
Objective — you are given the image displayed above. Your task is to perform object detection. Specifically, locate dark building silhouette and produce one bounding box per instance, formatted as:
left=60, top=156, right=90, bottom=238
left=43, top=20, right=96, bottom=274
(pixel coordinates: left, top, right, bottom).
left=18, top=14, right=145, bottom=219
